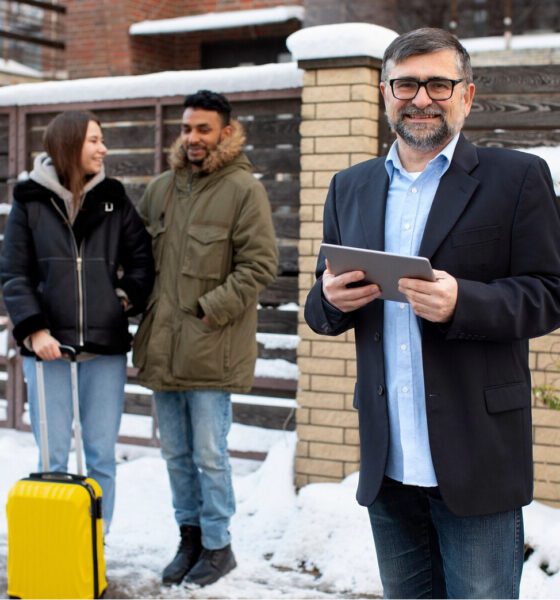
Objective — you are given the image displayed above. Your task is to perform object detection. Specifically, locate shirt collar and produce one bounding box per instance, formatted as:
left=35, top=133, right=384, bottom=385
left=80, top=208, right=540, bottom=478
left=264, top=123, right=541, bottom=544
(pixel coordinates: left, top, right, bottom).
left=385, top=133, right=461, bottom=181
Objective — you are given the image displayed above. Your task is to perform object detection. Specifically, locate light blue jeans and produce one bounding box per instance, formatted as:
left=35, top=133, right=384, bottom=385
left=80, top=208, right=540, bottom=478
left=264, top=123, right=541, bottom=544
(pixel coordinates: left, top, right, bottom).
left=154, top=389, right=235, bottom=550
left=367, top=476, right=524, bottom=599
left=23, top=354, right=126, bottom=530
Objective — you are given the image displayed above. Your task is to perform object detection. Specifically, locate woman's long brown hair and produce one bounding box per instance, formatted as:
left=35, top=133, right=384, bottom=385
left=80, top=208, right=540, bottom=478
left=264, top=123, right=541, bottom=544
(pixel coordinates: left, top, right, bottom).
left=43, top=110, right=101, bottom=214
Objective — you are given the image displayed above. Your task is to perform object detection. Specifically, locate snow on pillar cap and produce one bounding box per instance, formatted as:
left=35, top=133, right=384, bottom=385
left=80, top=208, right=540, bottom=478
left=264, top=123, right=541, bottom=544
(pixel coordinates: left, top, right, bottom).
left=287, top=23, right=398, bottom=62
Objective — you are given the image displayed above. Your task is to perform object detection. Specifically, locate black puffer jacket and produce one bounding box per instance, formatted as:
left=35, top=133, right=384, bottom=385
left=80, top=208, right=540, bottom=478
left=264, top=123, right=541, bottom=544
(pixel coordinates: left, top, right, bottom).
left=1, top=163, right=154, bottom=355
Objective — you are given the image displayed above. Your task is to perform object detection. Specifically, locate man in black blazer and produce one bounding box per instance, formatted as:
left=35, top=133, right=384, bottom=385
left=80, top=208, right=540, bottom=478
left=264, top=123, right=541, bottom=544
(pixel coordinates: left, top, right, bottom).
left=304, top=28, right=560, bottom=599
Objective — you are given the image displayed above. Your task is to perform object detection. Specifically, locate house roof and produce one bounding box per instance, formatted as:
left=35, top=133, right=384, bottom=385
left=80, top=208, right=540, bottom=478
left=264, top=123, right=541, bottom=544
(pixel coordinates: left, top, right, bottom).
left=129, top=5, right=305, bottom=36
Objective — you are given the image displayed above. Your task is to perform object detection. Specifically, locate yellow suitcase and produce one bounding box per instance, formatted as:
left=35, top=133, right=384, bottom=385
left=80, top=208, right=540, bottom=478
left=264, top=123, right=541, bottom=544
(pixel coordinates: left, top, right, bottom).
left=6, top=473, right=107, bottom=598
left=6, top=348, right=107, bottom=598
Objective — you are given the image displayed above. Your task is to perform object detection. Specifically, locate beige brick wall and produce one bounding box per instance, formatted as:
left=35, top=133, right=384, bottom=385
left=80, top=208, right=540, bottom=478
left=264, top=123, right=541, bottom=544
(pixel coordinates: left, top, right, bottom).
left=296, top=57, right=560, bottom=508
left=296, top=60, right=380, bottom=489
left=530, top=332, right=560, bottom=508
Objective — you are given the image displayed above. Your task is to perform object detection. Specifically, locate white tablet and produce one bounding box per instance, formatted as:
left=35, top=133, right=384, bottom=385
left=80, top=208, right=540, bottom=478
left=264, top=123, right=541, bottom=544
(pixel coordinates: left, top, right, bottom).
left=321, top=242, right=435, bottom=302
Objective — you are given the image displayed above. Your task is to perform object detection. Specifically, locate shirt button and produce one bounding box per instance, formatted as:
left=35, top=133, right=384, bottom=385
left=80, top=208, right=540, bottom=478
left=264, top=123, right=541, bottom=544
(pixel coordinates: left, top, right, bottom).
left=399, top=303, right=406, bottom=310
left=377, top=385, right=385, bottom=396
left=402, top=386, right=409, bottom=393
left=411, top=187, right=418, bottom=193
left=400, top=344, right=407, bottom=351
left=404, top=223, right=411, bottom=231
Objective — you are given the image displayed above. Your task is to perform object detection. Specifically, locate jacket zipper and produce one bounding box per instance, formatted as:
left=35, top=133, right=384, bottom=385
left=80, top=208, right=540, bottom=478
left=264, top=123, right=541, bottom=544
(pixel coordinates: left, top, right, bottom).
left=76, top=248, right=85, bottom=346
left=50, top=197, right=85, bottom=346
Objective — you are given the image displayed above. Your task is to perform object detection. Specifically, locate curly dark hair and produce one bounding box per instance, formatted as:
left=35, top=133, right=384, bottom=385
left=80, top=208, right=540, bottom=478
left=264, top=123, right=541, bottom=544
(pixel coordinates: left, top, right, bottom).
left=183, top=89, right=232, bottom=125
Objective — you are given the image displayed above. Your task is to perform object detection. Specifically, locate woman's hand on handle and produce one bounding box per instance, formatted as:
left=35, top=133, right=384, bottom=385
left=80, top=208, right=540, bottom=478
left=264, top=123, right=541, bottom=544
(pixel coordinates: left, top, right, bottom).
left=30, top=330, right=62, bottom=361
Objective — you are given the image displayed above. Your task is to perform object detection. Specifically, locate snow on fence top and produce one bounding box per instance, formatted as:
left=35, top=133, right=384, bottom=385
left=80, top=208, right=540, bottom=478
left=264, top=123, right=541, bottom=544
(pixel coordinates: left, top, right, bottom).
left=462, top=32, right=560, bottom=53
left=130, top=5, right=305, bottom=35
left=0, top=62, right=303, bottom=107
left=286, top=23, right=398, bottom=62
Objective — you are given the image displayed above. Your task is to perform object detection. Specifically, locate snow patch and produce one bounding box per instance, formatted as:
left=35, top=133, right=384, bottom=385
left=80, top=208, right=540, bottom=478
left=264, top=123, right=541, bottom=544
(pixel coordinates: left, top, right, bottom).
left=287, top=23, right=398, bottom=62
left=130, top=6, right=304, bottom=36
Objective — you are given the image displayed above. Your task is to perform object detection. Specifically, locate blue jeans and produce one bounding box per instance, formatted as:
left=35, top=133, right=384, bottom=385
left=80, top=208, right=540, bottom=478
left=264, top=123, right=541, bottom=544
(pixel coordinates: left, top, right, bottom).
left=23, top=354, right=126, bottom=530
left=367, top=477, right=523, bottom=599
left=154, top=389, right=235, bottom=550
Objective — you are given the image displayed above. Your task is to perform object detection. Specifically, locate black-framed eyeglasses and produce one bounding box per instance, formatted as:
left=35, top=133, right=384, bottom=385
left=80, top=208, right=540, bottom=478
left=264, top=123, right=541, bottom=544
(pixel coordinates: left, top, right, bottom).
left=388, top=78, right=464, bottom=101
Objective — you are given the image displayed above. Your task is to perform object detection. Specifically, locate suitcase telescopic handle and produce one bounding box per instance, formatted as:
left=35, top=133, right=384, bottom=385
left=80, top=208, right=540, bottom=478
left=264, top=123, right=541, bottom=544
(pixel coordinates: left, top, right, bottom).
left=35, top=344, right=84, bottom=475
left=34, top=344, right=78, bottom=362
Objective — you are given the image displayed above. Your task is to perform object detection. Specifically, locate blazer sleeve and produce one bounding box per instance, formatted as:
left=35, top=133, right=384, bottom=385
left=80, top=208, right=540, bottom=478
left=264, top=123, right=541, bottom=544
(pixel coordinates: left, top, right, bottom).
left=448, top=155, right=560, bottom=341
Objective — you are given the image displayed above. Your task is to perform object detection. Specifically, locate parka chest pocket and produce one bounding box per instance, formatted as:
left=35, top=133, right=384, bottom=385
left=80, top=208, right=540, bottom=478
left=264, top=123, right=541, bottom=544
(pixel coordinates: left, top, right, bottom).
left=146, top=222, right=167, bottom=273
left=182, top=224, right=229, bottom=280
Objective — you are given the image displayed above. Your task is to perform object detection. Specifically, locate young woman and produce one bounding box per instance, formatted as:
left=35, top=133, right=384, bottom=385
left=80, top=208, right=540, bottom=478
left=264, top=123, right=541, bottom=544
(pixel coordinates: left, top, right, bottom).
left=0, top=110, right=154, bottom=531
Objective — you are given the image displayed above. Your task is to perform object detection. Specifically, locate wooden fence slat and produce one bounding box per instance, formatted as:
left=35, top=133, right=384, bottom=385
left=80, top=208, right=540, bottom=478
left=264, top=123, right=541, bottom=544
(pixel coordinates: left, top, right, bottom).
left=258, top=309, right=298, bottom=334
left=473, top=65, right=560, bottom=94
left=265, top=180, right=300, bottom=210
left=246, top=148, right=300, bottom=176
left=104, top=153, right=157, bottom=177
left=259, top=275, right=298, bottom=306
left=463, top=128, right=560, bottom=148
left=467, top=96, right=560, bottom=129
left=272, top=212, right=299, bottom=240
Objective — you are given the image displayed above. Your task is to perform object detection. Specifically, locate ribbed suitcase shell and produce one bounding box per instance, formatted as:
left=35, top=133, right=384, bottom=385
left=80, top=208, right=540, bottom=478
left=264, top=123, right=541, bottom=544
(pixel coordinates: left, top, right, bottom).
left=6, top=473, right=107, bottom=599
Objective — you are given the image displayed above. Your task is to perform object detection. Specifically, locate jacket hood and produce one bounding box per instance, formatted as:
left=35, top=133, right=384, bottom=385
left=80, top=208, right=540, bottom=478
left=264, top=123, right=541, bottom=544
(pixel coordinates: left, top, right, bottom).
left=168, top=119, right=247, bottom=174
left=28, top=152, right=106, bottom=221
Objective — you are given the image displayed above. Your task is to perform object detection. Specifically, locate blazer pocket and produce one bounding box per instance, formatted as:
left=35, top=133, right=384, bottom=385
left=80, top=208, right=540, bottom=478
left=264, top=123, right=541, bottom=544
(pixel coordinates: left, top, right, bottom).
left=452, top=225, right=502, bottom=247
left=452, top=225, right=502, bottom=275
left=484, top=382, right=530, bottom=414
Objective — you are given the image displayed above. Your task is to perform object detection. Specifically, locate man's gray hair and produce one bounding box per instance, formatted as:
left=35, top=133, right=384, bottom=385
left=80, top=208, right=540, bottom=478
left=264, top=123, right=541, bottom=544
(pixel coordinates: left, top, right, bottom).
left=381, top=28, right=473, bottom=83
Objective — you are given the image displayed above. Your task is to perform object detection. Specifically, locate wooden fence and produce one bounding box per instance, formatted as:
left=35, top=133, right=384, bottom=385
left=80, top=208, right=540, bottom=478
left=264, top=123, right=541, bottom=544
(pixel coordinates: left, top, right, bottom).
left=0, top=89, right=301, bottom=446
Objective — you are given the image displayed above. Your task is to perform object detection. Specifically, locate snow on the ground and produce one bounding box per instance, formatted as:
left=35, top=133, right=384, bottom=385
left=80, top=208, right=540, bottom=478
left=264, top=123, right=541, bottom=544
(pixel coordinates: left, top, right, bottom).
left=0, top=427, right=559, bottom=598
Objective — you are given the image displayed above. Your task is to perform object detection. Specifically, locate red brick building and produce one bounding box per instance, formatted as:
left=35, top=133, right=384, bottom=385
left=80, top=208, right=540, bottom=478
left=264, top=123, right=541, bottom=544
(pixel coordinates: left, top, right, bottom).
left=0, top=1, right=557, bottom=82
left=65, top=0, right=304, bottom=78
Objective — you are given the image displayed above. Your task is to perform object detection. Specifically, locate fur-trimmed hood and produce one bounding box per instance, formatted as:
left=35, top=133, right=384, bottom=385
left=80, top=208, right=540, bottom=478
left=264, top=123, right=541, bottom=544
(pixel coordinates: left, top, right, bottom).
left=168, top=119, right=247, bottom=174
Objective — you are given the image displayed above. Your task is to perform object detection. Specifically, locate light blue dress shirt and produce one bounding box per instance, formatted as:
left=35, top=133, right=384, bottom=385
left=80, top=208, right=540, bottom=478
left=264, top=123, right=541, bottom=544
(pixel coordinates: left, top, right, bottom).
left=383, top=134, right=460, bottom=487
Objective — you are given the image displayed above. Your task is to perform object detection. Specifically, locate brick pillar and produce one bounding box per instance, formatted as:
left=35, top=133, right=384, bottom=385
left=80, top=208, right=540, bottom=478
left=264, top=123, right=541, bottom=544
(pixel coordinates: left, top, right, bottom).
left=295, top=56, right=382, bottom=487
left=530, top=333, right=560, bottom=508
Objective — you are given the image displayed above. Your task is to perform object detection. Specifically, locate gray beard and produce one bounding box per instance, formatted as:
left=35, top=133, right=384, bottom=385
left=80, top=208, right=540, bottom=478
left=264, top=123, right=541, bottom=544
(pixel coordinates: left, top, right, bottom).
left=388, top=106, right=457, bottom=152
left=394, top=119, right=453, bottom=151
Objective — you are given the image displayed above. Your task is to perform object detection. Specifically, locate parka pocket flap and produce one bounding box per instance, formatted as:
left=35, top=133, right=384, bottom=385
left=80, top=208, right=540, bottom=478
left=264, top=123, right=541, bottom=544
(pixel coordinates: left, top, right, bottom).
left=484, top=382, right=529, bottom=414
left=188, top=224, right=228, bottom=244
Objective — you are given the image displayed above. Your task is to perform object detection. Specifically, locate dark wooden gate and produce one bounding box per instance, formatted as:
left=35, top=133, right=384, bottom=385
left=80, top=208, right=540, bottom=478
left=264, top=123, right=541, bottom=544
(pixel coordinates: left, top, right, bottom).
left=0, top=89, right=301, bottom=445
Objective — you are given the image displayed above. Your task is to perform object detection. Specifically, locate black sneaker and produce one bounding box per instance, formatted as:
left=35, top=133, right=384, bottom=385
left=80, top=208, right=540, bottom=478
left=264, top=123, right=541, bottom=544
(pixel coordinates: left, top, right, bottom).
left=162, top=525, right=202, bottom=586
left=184, top=544, right=236, bottom=587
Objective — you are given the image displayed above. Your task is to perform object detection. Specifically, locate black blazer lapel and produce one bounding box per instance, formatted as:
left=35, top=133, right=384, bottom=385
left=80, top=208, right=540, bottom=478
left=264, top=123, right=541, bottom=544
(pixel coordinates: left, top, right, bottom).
left=356, top=160, right=389, bottom=252
left=419, top=135, right=480, bottom=259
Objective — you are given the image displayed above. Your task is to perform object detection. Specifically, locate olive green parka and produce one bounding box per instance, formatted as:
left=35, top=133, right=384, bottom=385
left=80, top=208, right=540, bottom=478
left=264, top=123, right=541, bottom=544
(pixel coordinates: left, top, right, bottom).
left=132, top=121, right=278, bottom=392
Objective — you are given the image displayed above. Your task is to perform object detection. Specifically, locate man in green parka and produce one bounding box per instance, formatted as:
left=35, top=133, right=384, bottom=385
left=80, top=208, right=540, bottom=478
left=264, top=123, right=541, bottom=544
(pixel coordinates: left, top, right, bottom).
left=133, top=90, right=278, bottom=588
